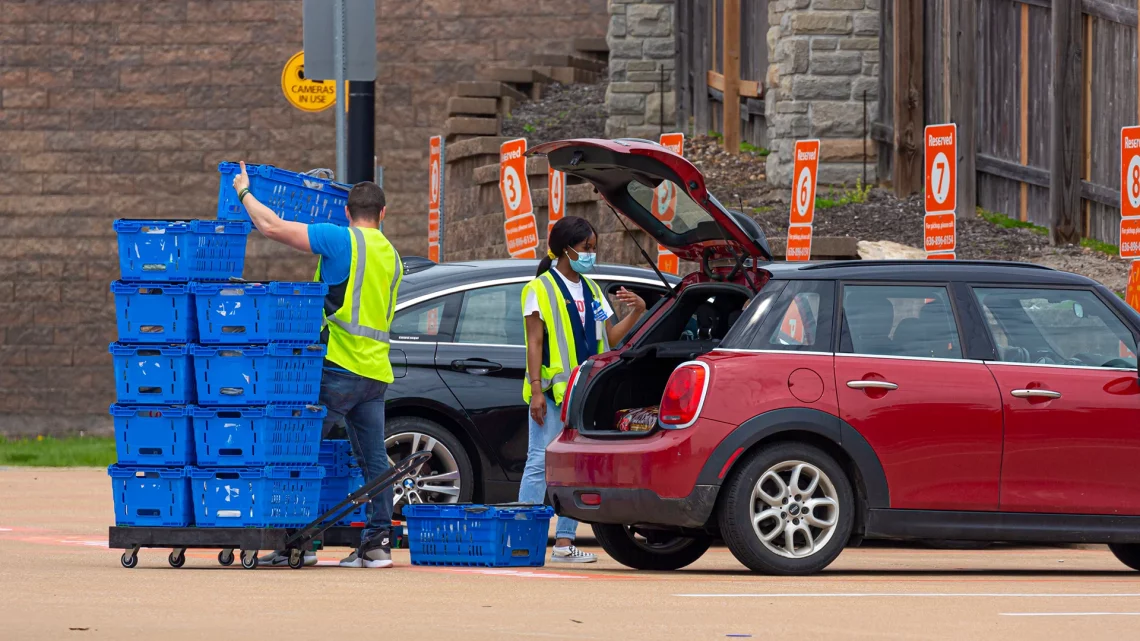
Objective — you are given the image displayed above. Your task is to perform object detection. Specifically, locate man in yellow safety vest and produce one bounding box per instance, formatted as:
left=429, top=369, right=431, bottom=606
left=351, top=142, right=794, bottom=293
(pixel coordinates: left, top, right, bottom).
left=232, top=162, right=402, bottom=569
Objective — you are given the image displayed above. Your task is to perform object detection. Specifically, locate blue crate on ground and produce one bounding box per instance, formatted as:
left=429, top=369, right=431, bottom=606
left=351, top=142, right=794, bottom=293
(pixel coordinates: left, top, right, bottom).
left=191, top=281, right=328, bottom=344
left=318, top=466, right=366, bottom=526
left=108, top=465, right=194, bottom=527
left=115, top=219, right=251, bottom=282
left=111, top=281, right=196, bottom=343
left=402, top=504, right=555, bottom=568
left=110, top=404, right=195, bottom=466
left=319, top=439, right=357, bottom=472
left=110, top=343, right=194, bottom=404
left=191, top=342, right=326, bottom=405
left=216, top=162, right=350, bottom=226
left=190, top=404, right=327, bottom=466
left=190, top=465, right=325, bottom=527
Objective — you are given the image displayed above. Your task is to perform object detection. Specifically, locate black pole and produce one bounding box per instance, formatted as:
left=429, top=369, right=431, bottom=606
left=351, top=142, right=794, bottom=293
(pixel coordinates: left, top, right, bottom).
left=862, top=90, right=868, bottom=187
left=347, top=80, right=375, bottom=184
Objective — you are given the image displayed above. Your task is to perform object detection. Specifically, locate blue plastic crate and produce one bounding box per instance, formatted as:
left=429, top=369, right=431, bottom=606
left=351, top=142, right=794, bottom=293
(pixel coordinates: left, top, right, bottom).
left=108, top=465, right=194, bottom=527
left=217, top=162, right=350, bottom=226
left=110, top=343, right=195, bottom=404
left=111, top=281, right=197, bottom=343
left=110, top=404, right=195, bottom=466
left=318, top=466, right=366, bottom=526
left=190, top=465, right=325, bottom=527
left=190, top=404, right=327, bottom=466
left=191, top=342, right=326, bottom=405
left=191, top=281, right=328, bottom=344
left=319, top=439, right=357, bottom=472
left=403, top=504, right=555, bottom=567
left=115, top=219, right=251, bottom=282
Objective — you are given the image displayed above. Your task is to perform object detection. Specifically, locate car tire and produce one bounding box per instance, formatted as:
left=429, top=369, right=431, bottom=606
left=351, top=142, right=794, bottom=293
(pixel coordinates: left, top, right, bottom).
left=718, top=442, right=854, bottom=575
left=385, top=417, right=474, bottom=516
left=592, top=524, right=711, bottom=571
left=1108, top=543, right=1140, bottom=571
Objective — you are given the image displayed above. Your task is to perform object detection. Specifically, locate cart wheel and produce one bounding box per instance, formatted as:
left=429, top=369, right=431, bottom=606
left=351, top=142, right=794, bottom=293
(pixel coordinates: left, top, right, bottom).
left=168, top=548, right=186, bottom=568
left=120, top=551, right=138, bottom=569
left=218, top=549, right=235, bottom=566
left=288, top=549, right=304, bottom=570
left=241, top=550, right=258, bottom=570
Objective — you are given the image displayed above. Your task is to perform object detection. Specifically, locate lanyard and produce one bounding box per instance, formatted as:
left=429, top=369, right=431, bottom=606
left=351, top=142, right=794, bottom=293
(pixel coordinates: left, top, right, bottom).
left=548, top=271, right=596, bottom=366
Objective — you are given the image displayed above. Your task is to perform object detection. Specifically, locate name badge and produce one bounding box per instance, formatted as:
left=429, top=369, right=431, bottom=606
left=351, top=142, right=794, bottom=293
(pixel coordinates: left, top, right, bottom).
left=591, top=299, right=607, bottom=320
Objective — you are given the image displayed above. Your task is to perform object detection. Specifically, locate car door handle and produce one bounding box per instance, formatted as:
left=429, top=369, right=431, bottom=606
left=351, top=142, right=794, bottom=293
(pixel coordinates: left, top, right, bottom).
left=1010, top=389, right=1062, bottom=400
left=846, top=380, right=899, bottom=390
left=451, top=359, right=502, bottom=375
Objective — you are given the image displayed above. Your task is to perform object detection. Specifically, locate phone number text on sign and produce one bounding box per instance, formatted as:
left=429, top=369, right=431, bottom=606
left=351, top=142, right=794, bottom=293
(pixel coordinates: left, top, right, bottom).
left=505, top=213, right=539, bottom=258
left=1120, top=218, right=1140, bottom=259
left=924, top=213, right=956, bottom=253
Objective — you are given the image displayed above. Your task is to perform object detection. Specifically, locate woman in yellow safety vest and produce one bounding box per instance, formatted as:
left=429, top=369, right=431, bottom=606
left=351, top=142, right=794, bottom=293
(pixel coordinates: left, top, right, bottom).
left=519, top=216, right=647, bottom=563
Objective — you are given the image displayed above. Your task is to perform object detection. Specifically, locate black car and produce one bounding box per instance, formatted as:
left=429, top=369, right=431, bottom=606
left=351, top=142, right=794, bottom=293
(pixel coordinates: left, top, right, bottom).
left=375, top=258, right=677, bottom=510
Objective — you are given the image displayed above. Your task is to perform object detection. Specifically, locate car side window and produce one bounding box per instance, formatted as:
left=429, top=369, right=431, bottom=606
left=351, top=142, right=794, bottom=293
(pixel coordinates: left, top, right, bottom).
left=840, top=285, right=963, bottom=359
left=454, top=283, right=526, bottom=346
left=973, top=287, right=1138, bottom=368
left=601, top=282, right=666, bottom=322
left=751, top=280, right=835, bottom=352
left=390, top=294, right=460, bottom=341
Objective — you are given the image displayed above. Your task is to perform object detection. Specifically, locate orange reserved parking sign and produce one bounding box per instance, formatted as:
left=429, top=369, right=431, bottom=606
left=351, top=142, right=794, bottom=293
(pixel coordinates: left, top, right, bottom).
left=656, top=133, right=685, bottom=275
left=548, top=168, right=565, bottom=239
left=925, top=124, right=957, bottom=214
left=1122, top=218, right=1140, bottom=260
left=659, top=132, right=685, bottom=156
left=505, top=213, right=539, bottom=259
left=1121, top=127, right=1140, bottom=218
left=499, top=138, right=533, bottom=220
left=428, top=135, right=442, bottom=263
left=786, top=224, right=813, bottom=262
left=927, top=252, right=956, bottom=260
left=789, top=140, right=820, bottom=227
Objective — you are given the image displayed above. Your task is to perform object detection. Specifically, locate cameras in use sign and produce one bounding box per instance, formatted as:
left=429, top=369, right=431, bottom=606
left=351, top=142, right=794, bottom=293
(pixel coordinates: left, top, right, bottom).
left=924, top=124, right=957, bottom=260
left=499, top=138, right=538, bottom=259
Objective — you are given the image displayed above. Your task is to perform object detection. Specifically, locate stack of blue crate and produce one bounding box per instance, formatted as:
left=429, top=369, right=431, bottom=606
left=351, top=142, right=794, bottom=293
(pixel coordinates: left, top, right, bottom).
left=319, top=439, right=366, bottom=526
left=108, top=163, right=357, bottom=534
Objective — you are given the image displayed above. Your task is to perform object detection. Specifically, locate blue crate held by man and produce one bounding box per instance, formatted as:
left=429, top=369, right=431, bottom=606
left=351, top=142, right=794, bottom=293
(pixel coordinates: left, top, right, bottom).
left=109, top=343, right=195, bottom=405
left=191, top=281, right=328, bottom=344
left=190, top=404, right=327, bottom=466
left=108, top=465, right=194, bottom=527
left=402, top=504, right=555, bottom=568
left=110, top=404, right=195, bottom=466
left=318, top=465, right=366, bottom=526
left=191, top=342, right=326, bottom=405
left=111, top=281, right=197, bottom=344
left=216, top=162, right=350, bottom=226
left=115, top=219, right=251, bottom=282
left=189, top=465, right=324, bottom=528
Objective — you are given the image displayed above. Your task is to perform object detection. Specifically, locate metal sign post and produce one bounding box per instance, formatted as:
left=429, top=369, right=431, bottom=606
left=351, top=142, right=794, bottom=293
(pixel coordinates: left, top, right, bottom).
left=333, top=0, right=346, bottom=181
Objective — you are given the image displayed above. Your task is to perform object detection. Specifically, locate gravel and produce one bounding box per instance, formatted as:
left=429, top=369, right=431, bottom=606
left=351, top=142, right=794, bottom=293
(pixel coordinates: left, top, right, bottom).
left=501, top=81, right=608, bottom=144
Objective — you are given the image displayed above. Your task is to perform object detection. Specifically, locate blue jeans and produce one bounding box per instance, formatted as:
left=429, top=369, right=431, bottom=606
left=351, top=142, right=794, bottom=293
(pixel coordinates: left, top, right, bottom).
left=518, top=394, right=578, bottom=541
left=320, top=368, right=391, bottom=551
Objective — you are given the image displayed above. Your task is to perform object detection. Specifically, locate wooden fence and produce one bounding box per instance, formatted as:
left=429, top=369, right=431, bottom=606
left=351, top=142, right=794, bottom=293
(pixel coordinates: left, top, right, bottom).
left=675, top=0, right=769, bottom=147
left=875, top=0, right=1139, bottom=246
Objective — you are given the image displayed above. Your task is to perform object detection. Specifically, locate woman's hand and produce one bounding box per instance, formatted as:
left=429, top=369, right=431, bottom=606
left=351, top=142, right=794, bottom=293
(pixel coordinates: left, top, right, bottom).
left=615, top=287, right=646, bottom=316
left=529, top=392, right=547, bottom=424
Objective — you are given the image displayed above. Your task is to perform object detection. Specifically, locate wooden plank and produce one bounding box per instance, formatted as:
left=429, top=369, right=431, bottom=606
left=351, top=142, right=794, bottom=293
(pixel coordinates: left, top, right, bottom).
left=976, top=0, right=1024, bottom=219
left=1082, top=0, right=1137, bottom=26
left=694, top=0, right=710, bottom=135
left=893, top=0, right=924, bottom=195
left=878, top=0, right=895, bottom=183
left=676, top=0, right=689, bottom=133
left=872, top=122, right=894, bottom=144
left=1026, top=5, right=1053, bottom=228
left=1020, top=4, right=1030, bottom=222
left=978, top=152, right=1050, bottom=188
left=1012, top=0, right=1051, bottom=7
left=1083, top=14, right=1093, bottom=238
left=722, top=0, right=742, bottom=153
left=949, top=0, right=978, bottom=217
left=706, top=70, right=760, bottom=97
left=1050, top=0, right=1083, bottom=244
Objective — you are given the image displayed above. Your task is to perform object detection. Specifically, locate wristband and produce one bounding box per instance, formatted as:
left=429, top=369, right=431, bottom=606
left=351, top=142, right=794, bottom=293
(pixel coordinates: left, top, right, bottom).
left=237, top=188, right=251, bottom=203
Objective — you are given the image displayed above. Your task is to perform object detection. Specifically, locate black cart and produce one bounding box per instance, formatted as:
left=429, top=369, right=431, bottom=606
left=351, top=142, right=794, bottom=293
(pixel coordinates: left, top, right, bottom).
left=109, top=451, right=431, bottom=570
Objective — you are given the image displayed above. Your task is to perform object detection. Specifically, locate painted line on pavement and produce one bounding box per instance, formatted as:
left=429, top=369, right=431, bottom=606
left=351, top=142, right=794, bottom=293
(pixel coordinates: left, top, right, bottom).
left=1000, top=612, right=1140, bottom=617
left=677, top=593, right=1140, bottom=599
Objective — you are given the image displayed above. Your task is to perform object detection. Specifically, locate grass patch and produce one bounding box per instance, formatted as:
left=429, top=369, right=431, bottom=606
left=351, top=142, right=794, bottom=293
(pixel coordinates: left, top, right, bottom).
left=740, top=141, right=771, bottom=156
left=978, top=208, right=1048, bottom=236
left=1081, top=236, right=1120, bottom=257
left=751, top=205, right=775, bottom=214
left=815, top=179, right=872, bottom=210
left=0, top=435, right=117, bottom=467
left=522, top=123, right=536, bottom=134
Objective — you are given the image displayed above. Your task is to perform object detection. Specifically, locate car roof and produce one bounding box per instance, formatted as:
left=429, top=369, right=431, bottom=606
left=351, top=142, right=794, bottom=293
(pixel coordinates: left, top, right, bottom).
left=762, top=259, right=1099, bottom=287
left=399, top=258, right=678, bottom=297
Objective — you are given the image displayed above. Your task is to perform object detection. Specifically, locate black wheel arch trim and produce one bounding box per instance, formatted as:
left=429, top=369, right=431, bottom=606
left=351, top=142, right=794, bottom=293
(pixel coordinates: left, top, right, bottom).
left=696, top=407, right=890, bottom=509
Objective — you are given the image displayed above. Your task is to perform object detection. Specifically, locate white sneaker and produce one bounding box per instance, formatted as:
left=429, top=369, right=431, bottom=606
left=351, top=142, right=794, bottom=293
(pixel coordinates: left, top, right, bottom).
left=257, top=550, right=317, bottom=567
left=339, top=548, right=393, bottom=568
left=550, top=545, right=597, bottom=564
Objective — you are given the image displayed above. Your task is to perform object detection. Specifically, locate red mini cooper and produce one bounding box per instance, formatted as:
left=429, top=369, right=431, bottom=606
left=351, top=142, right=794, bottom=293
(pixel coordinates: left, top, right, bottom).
left=529, top=138, right=1140, bottom=575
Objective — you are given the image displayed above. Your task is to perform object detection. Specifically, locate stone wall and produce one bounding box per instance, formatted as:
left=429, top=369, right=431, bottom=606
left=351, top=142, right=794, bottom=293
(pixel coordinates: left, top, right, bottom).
left=765, top=0, right=880, bottom=187
left=0, top=0, right=608, bottom=436
left=604, top=0, right=676, bottom=139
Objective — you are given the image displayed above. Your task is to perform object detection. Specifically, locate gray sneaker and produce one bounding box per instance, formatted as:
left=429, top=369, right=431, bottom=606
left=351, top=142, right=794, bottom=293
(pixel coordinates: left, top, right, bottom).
left=339, top=548, right=393, bottom=568
left=258, top=550, right=317, bottom=567
left=550, top=545, right=597, bottom=563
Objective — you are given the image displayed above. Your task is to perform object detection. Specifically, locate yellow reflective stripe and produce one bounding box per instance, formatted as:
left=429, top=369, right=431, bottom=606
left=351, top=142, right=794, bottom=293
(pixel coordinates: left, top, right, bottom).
left=540, top=272, right=575, bottom=388
left=328, top=227, right=395, bottom=344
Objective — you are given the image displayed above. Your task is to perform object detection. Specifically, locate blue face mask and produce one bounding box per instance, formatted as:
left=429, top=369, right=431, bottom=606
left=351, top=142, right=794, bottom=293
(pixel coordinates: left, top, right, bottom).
left=569, top=251, right=596, bottom=274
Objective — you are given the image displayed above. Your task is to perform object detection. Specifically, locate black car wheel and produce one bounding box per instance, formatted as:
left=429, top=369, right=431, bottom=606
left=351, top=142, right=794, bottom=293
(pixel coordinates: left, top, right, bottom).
left=593, top=524, right=711, bottom=571
left=385, top=417, right=474, bottom=517
left=719, top=442, right=854, bottom=575
left=1109, top=543, right=1140, bottom=571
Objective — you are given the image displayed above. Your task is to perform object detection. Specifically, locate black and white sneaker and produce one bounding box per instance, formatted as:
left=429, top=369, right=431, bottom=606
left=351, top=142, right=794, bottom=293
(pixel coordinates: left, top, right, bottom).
left=257, top=550, right=317, bottom=567
left=550, top=545, right=597, bottom=564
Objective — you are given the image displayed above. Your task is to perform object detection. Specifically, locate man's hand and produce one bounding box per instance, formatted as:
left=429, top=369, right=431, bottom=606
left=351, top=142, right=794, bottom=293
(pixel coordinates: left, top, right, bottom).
left=232, top=161, right=251, bottom=194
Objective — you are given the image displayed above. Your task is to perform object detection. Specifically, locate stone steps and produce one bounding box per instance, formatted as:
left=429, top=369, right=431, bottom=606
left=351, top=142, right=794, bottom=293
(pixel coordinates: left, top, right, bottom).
left=446, top=96, right=500, bottom=117
left=454, top=80, right=528, bottom=103
left=573, top=36, right=609, bottom=62
left=527, top=53, right=608, bottom=73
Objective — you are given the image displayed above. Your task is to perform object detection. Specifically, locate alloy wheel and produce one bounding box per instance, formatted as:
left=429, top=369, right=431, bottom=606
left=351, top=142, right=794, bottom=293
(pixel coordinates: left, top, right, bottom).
left=385, top=431, right=462, bottom=508
left=749, top=460, right=840, bottom=559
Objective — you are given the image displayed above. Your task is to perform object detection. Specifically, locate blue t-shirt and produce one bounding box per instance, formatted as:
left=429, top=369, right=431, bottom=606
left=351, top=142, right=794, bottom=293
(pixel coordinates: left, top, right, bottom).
left=308, top=223, right=352, bottom=285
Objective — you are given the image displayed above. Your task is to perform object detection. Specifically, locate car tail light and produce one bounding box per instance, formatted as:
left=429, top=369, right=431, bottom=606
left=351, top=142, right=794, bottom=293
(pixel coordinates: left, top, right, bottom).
left=659, top=361, right=710, bottom=429
left=560, top=365, right=581, bottom=425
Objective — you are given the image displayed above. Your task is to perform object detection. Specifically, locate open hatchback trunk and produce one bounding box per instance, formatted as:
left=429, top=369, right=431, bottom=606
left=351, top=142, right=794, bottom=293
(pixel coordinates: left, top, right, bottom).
left=529, top=138, right=782, bottom=437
